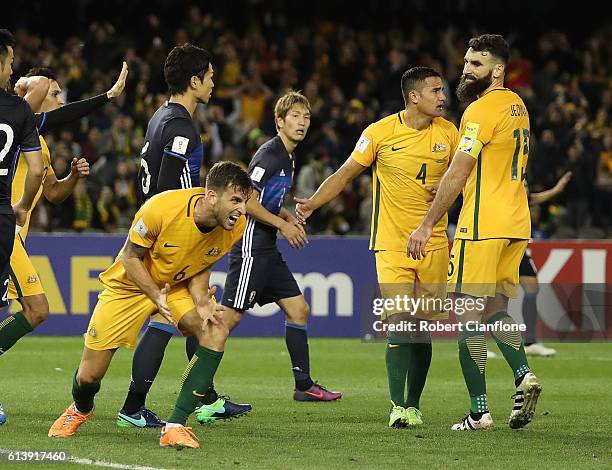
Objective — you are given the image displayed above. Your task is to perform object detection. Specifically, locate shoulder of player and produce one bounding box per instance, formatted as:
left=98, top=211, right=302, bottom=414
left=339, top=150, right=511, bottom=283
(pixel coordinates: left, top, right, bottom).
left=432, top=116, right=459, bottom=133
left=250, top=136, right=283, bottom=165
left=145, top=188, right=204, bottom=213
left=365, top=113, right=398, bottom=135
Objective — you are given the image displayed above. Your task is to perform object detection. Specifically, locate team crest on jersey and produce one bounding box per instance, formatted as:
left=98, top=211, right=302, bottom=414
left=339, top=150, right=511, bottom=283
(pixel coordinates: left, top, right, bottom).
left=206, top=247, right=222, bottom=257
left=88, top=327, right=97, bottom=338
left=26, top=275, right=38, bottom=284
left=432, top=143, right=447, bottom=152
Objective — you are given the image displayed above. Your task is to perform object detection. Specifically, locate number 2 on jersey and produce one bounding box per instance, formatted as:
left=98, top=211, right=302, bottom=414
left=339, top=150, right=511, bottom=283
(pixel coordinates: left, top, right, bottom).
left=0, top=124, right=15, bottom=176
left=511, top=128, right=529, bottom=181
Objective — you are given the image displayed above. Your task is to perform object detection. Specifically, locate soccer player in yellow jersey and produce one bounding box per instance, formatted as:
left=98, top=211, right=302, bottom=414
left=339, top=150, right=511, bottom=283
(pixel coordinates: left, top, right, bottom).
left=296, top=67, right=459, bottom=427
left=0, top=64, right=127, bottom=365
left=49, top=162, right=252, bottom=449
left=408, top=35, right=542, bottom=431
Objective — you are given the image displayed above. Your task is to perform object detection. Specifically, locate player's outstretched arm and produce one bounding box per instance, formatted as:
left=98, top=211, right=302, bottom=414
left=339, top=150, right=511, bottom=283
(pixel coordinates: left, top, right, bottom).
left=247, top=188, right=308, bottom=249
left=407, top=151, right=475, bottom=260
left=295, top=157, right=366, bottom=221
left=121, top=240, right=175, bottom=326
left=43, top=157, right=89, bottom=204
left=528, top=171, right=572, bottom=206
left=37, top=62, right=128, bottom=133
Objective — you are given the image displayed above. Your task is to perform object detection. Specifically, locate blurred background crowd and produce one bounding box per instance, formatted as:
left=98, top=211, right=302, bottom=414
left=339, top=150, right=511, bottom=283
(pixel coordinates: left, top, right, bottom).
left=6, top=0, right=611, bottom=238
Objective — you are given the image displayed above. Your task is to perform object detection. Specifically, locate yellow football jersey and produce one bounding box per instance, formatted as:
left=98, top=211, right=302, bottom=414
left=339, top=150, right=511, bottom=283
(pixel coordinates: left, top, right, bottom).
left=351, top=111, right=459, bottom=252
left=455, top=88, right=531, bottom=240
left=11, top=135, right=54, bottom=239
left=100, top=188, right=246, bottom=292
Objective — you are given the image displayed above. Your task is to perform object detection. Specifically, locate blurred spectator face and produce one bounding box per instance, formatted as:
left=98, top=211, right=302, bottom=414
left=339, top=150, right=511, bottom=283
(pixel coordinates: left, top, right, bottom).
left=40, top=80, right=64, bottom=113
left=456, top=48, right=498, bottom=102
left=411, top=76, right=446, bottom=118
left=116, top=161, right=129, bottom=178
left=277, top=103, right=311, bottom=144
left=541, top=129, right=555, bottom=145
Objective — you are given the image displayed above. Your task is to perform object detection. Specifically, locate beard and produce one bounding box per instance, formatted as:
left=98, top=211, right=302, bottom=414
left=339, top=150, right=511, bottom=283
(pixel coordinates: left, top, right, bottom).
left=456, top=71, right=493, bottom=103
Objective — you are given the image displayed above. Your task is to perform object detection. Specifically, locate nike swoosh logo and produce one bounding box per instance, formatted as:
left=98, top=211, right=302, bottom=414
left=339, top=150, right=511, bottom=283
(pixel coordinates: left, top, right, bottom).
left=192, top=390, right=206, bottom=397
left=164, top=242, right=179, bottom=248
left=304, top=390, right=324, bottom=399
left=391, top=145, right=407, bottom=151
left=119, top=413, right=146, bottom=427
left=388, top=344, right=400, bottom=348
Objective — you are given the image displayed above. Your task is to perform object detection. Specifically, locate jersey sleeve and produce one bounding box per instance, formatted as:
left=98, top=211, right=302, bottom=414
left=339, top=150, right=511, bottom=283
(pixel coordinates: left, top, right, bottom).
left=248, top=149, right=279, bottom=192
left=19, top=100, right=42, bottom=152
left=349, top=125, right=376, bottom=167
left=128, top=201, right=163, bottom=248
left=457, top=103, right=494, bottom=159
left=157, top=118, right=199, bottom=191
left=449, top=123, right=461, bottom=160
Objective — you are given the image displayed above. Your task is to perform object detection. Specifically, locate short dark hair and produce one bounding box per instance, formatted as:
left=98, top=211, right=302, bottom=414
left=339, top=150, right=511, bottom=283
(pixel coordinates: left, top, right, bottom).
left=468, top=34, right=510, bottom=64
left=401, top=67, right=441, bottom=104
left=164, top=43, right=212, bottom=95
left=206, top=161, right=252, bottom=196
left=0, top=29, right=15, bottom=58
left=26, top=67, right=57, bottom=81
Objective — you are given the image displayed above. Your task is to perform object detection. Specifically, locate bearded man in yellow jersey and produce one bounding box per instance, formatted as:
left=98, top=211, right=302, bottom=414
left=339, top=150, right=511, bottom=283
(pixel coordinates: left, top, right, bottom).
left=408, top=35, right=541, bottom=431
left=296, top=67, right=459, bottom=428
left=49, top=162, right=252, bottom=449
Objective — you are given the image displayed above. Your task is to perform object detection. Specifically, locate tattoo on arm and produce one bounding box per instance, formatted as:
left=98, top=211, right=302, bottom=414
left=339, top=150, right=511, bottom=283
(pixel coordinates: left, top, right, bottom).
left=124, top=240, right=149, bottom=259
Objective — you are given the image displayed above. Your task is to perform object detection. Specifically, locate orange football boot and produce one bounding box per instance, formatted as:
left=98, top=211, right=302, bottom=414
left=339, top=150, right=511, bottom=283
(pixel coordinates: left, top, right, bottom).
left=48, top=402, right=93, bottom=437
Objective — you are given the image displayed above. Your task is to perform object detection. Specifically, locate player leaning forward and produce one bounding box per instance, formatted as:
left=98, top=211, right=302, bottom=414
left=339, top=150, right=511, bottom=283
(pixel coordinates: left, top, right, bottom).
left=49, top=162, right=252, bottom=449
left=408, top=34, right=542, bottom=431
left=296, top=67, right=459, bottom=427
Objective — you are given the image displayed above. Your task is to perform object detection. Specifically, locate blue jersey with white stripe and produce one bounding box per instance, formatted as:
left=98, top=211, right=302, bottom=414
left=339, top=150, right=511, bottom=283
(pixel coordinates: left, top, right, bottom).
left=136, top=102, right=203, bottom=206
left=233, top=136, right=295, bottom=255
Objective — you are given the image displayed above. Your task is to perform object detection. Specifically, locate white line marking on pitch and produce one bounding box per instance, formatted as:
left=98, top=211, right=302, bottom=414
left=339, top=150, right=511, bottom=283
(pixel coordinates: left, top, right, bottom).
left=0, top=449, right=171, bottom=470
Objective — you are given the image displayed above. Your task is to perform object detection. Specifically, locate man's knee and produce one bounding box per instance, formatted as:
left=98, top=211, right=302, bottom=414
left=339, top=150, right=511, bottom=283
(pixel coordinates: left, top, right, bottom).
left=195, top=322, right=229, bottom=351
left=20, top=295, right=49, bottom=327
left=223, top=306, right=243, bottom=332
left=286, top=300, right=309, bottom=324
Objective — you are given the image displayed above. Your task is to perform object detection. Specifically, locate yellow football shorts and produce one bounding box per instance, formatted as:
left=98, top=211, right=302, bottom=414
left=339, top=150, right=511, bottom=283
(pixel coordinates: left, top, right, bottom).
left=375, top=247, right=449, bottom=321
left=84, top=283, right=196, bottom=351
left=8, top=235, right=44, bottom=299
left=448, top=238, right=528, bottom=298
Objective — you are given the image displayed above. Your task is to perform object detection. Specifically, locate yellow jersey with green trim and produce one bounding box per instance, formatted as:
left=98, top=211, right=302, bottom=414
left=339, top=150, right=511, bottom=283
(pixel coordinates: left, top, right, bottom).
left=100, top=188, right=246, bottom=292
left=350, top=111, right=459, bottom=252
left=455, top=87, right=530, bottom=240
left=11, top=135, right=54, bottom=240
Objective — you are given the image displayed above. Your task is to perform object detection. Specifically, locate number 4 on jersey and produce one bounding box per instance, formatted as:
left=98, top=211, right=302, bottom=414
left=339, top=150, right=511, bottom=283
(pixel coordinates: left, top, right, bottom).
left=416, top=163, right=427, bottom=184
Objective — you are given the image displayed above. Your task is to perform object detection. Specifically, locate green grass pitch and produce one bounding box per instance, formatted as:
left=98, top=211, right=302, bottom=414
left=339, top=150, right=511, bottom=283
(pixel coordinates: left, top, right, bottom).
left=0, top=337, right=611, bottom=469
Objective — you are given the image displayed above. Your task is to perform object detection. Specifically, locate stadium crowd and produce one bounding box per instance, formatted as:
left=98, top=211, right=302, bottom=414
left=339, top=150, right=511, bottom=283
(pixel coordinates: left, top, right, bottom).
left=10, top=8, right=612, bottom=238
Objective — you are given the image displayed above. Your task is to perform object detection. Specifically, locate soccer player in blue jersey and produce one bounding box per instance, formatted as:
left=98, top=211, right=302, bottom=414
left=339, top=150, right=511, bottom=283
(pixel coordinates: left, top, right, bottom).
left=117, top=44, right=250, bottom=428
left=214, top=91, right=342, bottom=409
